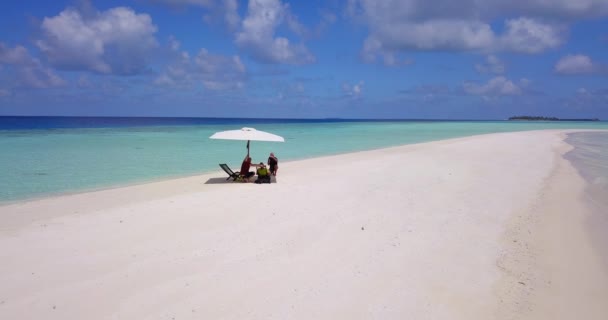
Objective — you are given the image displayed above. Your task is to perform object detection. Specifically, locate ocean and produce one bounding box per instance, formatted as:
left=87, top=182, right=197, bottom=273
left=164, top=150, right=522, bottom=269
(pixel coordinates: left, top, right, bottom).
left=1, top=116, right=607, bottom=203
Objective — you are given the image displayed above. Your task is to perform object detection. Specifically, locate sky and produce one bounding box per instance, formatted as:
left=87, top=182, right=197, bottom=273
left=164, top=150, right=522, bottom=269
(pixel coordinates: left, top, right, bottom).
left=0, top=0, right=607, bottom=119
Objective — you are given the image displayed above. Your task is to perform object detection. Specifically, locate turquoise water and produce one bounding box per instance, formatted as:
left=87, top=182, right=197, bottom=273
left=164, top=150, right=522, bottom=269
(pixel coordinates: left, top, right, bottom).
left=1, top=120, right=608, bottom=202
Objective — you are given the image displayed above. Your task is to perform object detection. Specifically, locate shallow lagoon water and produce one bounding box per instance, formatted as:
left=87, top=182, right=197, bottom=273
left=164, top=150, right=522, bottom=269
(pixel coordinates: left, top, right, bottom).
left=1, top=118, right=607, bottom=202
left=566, top=132, right=608, bottom=209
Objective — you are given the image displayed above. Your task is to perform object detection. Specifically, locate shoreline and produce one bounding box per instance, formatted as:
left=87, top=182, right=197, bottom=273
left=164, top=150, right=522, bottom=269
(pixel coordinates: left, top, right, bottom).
left=1, top=129, right=607, bottom=319
left=495, top=131, right=608, bottom=319
left=0, top=129, right=608, bottom=208
left=0, top=130, right=534, bottom=205
left=564, top=132, right=608, bottom=271
left=2, top=128, right=606, bottom=207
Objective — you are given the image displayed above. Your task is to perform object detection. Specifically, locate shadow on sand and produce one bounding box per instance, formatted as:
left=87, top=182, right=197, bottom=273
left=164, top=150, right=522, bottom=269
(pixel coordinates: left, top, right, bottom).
left=204, top=177, right=236, bottom=185
left=204, top=176, right=277, bottom=185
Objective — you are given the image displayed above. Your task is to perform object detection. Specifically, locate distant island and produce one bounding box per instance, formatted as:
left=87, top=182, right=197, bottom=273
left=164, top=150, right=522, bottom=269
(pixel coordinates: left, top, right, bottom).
left=508, top=116, right=600, bottom=121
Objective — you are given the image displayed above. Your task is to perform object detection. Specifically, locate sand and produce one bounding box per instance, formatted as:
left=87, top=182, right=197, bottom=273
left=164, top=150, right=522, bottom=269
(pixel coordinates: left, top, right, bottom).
left=0, top=130, right=606, bottom=319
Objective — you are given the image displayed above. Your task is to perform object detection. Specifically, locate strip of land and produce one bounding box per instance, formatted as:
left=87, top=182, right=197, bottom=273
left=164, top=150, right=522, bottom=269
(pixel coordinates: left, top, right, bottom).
left=0, top=130, right=606, bottom=319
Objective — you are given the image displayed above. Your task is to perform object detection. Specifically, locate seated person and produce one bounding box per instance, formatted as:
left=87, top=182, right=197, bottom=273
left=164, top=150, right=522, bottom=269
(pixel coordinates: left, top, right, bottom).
left=239, top=156, right=256, bottom=181
left=255, top=162, right=271, bottom=184
left=267, top=152, right=279, bottom=176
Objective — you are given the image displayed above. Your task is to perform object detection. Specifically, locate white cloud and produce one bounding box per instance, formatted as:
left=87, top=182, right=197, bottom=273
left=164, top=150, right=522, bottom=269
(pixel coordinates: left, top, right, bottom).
left=463, top=76, right=522, bottom=96
left=314, top=10, right=337, bottom=36
left=152, top=0, right=214, bottom=6
left=235, top=0, right=314, bottom=64
left=285, top=10, right=309, bottom=38
left=362, top=39, right=414, bottom=66
left=348, top=0, right=608, bottom=22
left=554, top=54, right=603, bottom=74
left=0, top=43, right=35, bottom=66
left=77, top=75, right=92, bottom=88
left=151, top=0, right=241, bottom=31
left=269, top=81, right=308, bottom=103
left=348, top=0, right=587, bottom=63
left=359, top=17, right=561, bottom=62
left=293, top=82, right=305, bottom=93
left=19, top=65, right=66, bottom=89
left=156, top=43, right=247, bottom=90
left=222, top=0, right=241, bottom=31
left=475, top=55, right=505, bottom=74
left=36, top=6, right=158, bottom=75
left=499, top=0, right=608, bottom=19
left=566, top=86, right=608, bottom=109
left=201, top=0, right=241, bottom=31
left=499, top=18, right=563, bottom=53
left=0, top=42, right=66, bottom=89
left=364, top=19, right=495, bottom=53
left=343, top=81, right=364, bottom=97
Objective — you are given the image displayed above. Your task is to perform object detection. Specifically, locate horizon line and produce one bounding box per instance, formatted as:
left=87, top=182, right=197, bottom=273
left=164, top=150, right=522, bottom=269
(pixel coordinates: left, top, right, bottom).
left=4, top=115, right=600, bottom=121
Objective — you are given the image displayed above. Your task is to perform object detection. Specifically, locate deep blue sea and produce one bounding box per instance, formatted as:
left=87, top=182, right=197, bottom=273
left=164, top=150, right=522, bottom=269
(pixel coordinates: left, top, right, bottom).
left=1, top=116, right=607, bottom=203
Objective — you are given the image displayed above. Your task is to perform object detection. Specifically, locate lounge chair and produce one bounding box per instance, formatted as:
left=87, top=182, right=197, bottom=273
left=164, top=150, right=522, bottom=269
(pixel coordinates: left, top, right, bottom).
left=219, top=164, right=241, bottom=181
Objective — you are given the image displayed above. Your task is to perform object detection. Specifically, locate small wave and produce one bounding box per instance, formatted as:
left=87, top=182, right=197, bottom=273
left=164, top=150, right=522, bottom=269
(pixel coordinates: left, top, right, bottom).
left=566, top=131, right=608, bottom=209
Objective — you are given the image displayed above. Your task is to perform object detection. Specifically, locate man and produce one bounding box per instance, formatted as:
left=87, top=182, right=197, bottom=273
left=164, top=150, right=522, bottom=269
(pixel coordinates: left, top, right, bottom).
left=239, top=156, right=256, bottom=181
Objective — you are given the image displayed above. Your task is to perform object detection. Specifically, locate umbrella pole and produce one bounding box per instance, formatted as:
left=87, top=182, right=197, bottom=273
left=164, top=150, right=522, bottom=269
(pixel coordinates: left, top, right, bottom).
left=247, top=140, right=250, bottom=156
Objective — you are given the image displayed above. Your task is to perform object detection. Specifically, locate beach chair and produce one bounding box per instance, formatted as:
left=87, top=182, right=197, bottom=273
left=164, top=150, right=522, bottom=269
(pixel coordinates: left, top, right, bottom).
left=219, top=164, right=241, bottom=181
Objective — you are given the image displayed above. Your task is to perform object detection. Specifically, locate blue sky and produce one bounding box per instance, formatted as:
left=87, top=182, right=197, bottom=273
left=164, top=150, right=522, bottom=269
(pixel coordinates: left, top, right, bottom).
left=0, top=0, right=607, bottom=119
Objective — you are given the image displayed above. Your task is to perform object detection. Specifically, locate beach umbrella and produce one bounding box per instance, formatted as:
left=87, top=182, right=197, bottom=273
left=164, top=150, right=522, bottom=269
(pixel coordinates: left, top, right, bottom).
left=209, top=127, right=284, bottom=155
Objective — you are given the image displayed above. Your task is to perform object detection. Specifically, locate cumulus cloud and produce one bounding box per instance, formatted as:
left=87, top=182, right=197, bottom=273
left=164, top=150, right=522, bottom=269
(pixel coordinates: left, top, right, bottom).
left=271, top=81, right=309, bottom=104
left=221, top=0, right=241, bottom=31
left=348, top=0, right=586, bottom=63
left=348, top=0, right=608, bottom=22
left=156, top=41, right=246, bottom=90
left=362, top=39, right=414, bottom=66
left=235, top=0, right=314, bottom=64
left=577, top=87, right=608, bottom=99
left=151, top=0, right=214, bottom=6
left=150, top=0, right=240, bottom=30
left=565, top=86, right=608, bottom=109
left=342, top=81, right=364, bottom=97
left=0, top=44, right=35, bottom=66
left=463, top=76, right=522, bottom=96
left=475, top=55, right=505, bottom=74
left=0, top=42, right=65, bottom=89
left=18, top=65, right=66, bottom=89
left=36, top=6, right=158, bottom=75
left=399, top=84, right=455, bottom=102
left=497, top=0, right=608, bottom=19
left=499, top=18, right=563, bottom=53
left=380, top=53, right=413, bottom=67
left=554, top=54, right=605, bottom=75
left=154, top=0, right=318, bottom=64
left=202, top=0, right=241, bottom=31
left=363, top=20, right=495, bottom=53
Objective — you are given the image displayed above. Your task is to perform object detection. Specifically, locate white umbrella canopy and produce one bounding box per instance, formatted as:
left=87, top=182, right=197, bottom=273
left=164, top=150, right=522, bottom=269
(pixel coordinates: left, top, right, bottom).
left=209, top=127, right=284, bottom=155
left=209, top=127, right=284, bottom=142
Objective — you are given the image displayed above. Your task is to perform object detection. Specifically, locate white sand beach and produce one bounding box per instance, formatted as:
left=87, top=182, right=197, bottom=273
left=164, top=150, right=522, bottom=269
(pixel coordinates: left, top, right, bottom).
left=0, top=130, right=607, bottom=319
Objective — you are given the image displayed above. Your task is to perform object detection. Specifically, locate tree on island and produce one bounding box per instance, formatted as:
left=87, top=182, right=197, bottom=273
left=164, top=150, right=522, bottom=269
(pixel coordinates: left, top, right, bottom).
left=508, top=116, right=599, bottom=121
left=509, top=116, right=559, bottom=121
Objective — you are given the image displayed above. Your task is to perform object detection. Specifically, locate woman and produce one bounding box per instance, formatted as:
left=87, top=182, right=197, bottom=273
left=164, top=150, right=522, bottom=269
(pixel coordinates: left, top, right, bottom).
left=267, top=152, right=279, bottom=176
left=255, top=162, right=271, bottom=184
